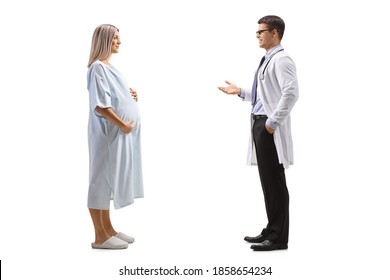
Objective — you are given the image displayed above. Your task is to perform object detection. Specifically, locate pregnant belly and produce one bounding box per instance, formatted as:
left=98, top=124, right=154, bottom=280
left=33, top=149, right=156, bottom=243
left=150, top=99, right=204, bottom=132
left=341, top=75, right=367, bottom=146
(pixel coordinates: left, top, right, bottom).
left=115, top=101, right=140, bottom=123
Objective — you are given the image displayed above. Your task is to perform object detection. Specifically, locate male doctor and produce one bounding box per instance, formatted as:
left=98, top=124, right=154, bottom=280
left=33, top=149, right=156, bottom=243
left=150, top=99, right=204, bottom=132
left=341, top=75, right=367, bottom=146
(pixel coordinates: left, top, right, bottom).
left=218, top=15, right=298, bottom=251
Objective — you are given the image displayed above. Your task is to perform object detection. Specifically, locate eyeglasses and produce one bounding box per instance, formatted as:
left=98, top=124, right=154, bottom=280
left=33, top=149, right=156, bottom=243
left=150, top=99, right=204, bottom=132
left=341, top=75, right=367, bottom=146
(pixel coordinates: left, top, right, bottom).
left=256, top=29, right=273, bottom=35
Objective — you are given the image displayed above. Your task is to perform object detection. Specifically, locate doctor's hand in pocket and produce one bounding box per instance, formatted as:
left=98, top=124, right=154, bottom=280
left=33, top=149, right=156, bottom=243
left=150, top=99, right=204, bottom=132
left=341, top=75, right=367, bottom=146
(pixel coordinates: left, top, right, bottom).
left=265, top=124, right=275, bottom=134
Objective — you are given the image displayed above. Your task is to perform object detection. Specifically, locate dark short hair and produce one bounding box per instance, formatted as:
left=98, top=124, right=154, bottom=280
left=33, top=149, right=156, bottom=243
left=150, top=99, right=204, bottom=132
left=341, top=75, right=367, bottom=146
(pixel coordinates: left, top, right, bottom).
left=258, top=15, right=285, bottom=40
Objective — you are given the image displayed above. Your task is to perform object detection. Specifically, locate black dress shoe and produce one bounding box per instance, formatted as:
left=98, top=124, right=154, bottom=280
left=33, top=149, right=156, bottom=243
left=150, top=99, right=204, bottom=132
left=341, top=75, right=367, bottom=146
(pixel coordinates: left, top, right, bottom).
left=250, top=240, right=288, bottom=251
left=244, top=234, right=266, bottom=243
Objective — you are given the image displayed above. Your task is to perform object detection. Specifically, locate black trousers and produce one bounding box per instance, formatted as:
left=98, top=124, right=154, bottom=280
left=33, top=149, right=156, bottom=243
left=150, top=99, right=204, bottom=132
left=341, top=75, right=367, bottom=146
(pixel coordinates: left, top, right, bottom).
left=252, top=118, right=289, bottom=244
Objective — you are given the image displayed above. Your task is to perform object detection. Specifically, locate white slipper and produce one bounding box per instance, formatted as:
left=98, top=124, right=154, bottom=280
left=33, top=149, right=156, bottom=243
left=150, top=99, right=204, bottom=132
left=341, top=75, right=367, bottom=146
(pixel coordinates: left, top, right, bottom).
left=91, top=236, right=128, bottom=249
left=115, top=232, right=135, bottom=244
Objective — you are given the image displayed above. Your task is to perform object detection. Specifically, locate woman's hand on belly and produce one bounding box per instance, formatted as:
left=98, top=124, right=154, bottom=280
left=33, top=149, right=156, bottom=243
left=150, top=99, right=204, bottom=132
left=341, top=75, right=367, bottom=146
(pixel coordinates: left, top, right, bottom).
left=120, top=120, right=136, bottom=134
left=130, top=88, right=138, bottom=102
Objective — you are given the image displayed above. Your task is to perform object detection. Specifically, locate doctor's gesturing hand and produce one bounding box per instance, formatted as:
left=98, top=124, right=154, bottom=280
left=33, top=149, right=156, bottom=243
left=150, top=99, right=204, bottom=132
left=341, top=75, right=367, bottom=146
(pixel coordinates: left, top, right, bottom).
left=217, top=80, right=241, bottom=95
left=218, top=80, right=275, bottom=134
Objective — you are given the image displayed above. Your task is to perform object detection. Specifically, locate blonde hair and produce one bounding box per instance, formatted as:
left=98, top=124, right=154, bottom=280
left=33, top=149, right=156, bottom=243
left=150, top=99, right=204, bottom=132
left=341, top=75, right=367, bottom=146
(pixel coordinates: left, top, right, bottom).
left=87, top=24, right=119, bottom=68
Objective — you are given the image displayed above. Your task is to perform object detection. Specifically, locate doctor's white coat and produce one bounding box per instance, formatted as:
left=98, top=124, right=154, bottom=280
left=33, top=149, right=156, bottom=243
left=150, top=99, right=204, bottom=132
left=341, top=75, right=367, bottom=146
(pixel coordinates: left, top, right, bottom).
left=242, top=49, right=299, bottom=169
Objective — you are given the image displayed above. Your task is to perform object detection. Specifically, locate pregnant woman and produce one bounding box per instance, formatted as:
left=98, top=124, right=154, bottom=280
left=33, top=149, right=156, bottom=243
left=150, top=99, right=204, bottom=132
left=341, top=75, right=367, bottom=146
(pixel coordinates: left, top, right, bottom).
left=86, top=24, right=144, bottom=249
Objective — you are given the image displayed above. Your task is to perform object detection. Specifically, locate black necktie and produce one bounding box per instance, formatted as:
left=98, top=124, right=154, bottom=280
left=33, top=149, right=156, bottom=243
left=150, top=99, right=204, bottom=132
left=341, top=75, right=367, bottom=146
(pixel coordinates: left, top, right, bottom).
left=251, top=56, right=265, bottom=105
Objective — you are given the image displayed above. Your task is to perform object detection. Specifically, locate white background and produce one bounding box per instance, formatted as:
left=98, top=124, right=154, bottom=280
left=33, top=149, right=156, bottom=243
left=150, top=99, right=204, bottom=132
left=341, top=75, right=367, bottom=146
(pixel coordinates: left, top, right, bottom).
left=1, top=0, right=390, bottom=279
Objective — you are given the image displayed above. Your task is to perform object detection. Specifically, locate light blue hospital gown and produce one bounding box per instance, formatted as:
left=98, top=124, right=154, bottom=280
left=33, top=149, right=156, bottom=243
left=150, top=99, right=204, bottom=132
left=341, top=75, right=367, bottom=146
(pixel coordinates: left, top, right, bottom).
left=87, top=61, right=144, bottom=210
